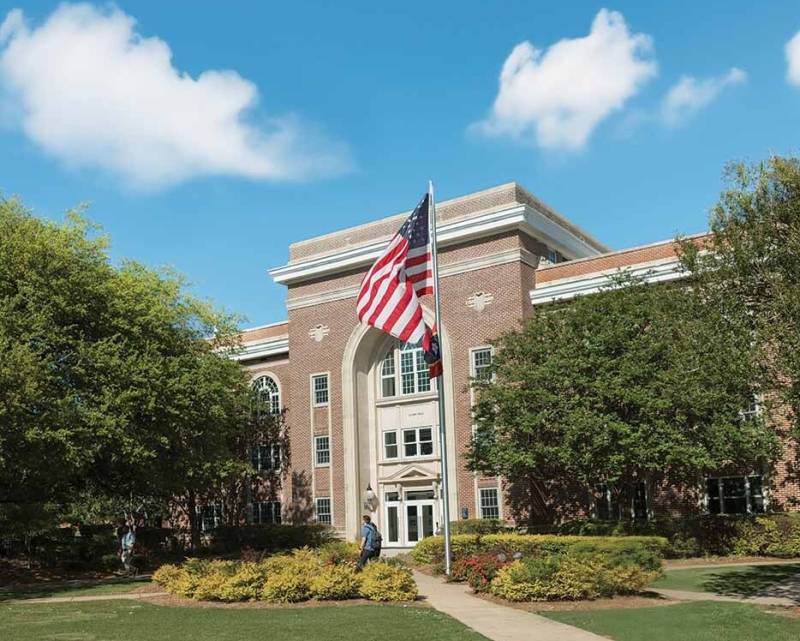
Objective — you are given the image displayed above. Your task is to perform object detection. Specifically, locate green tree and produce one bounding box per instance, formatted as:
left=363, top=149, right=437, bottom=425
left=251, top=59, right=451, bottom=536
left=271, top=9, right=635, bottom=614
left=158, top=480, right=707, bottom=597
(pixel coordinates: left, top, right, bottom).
left=0, top=197, right=280, bottom=545
left=467, top=275, right=778, bottom=525
left=680, top=156, right=800, bottom=438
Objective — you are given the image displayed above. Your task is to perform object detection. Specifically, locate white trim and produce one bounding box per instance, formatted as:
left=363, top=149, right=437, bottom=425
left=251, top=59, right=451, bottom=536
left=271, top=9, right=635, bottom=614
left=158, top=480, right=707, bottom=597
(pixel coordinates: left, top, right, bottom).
left=530, top=257, right=687, bottom=306
left=310, top=372, right=330, bottom=407
left=313, top=434, right=331, bottom=467
left=231, top=337, right=289, bottom=361
left=271, top=204, right=600, bottom=286
left=285, top=248, right=539, bottom=311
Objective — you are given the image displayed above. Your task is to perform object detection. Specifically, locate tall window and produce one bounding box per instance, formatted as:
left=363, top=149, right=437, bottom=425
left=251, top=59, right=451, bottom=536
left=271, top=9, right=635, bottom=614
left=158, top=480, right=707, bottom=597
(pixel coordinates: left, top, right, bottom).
left=480, top=488, right=500, bottom=519
left=706, top=476, right=765, bottom=514
left=251, top=443, right=281, bottom=473
left=402, top=427, right=434, bottom=457
left=314, top=435, right=330, bottom=466
left=312, top=374, right=329, bottom=406
left=380, top=341, right=432, bottom=398
left=200, top=502, right=223, bottom=532
left=383, top=431, right=398, bottom=459
left=253, top=376, right=280, bottom=414
left=252, top=501, right=281, bottom=525
left=594, top=482, right=648, bottom=520
left=471, top=347, right=493, bottom=381
left=315, top=497, right=332, bottom=525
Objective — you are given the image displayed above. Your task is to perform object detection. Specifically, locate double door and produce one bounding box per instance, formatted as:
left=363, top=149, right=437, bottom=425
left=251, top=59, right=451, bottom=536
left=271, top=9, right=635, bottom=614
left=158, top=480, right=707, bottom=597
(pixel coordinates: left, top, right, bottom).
left=383, top=488, right=437, bottom=547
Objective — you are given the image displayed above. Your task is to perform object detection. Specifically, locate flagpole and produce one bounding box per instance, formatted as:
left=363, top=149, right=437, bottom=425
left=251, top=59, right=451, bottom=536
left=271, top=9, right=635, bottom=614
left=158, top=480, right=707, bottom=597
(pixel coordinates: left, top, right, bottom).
left=428, top=180, right=453, bottom=576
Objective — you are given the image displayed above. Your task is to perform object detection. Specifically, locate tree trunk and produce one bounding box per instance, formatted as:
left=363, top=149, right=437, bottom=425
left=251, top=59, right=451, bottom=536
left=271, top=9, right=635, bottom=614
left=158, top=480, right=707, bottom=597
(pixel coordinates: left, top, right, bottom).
left=186, top=490, right=200, bottom=552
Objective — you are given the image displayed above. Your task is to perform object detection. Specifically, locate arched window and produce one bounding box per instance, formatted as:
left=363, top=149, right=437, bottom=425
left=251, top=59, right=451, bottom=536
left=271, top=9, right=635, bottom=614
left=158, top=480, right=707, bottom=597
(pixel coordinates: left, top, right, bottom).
left=379, top=341, right=432, bottom=398
left=253, top=375, right=280, bottom=415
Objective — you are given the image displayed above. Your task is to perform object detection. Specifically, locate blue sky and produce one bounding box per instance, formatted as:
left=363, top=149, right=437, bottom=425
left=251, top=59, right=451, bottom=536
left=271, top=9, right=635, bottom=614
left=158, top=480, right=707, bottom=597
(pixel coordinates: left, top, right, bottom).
left=1, top=1, right=799, bottom=327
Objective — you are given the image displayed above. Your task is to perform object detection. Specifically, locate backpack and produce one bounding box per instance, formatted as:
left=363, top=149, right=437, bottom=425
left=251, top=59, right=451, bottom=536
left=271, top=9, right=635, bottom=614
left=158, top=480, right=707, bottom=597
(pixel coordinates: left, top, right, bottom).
left=368, top=522, right=382, bottom=547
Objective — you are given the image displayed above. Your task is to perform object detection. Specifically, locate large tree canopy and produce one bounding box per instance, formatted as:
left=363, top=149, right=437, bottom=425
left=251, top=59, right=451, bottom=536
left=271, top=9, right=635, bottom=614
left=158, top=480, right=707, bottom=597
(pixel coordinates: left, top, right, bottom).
left=681, top=156, right=800, bottom=437
left=467, top=275, right=778, bottom=524
left=0, top=198, right=265, bottom=529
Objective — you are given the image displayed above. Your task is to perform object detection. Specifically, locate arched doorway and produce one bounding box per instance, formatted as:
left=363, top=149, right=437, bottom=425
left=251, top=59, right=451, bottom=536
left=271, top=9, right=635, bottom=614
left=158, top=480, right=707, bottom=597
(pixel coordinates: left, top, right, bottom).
left=340, top=312, right=458, bottom=545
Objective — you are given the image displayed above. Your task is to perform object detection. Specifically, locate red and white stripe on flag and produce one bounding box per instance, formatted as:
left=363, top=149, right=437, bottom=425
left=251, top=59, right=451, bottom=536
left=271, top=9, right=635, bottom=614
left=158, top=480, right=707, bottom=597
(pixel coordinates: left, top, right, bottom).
left=356, top=193, right=433, bottom=346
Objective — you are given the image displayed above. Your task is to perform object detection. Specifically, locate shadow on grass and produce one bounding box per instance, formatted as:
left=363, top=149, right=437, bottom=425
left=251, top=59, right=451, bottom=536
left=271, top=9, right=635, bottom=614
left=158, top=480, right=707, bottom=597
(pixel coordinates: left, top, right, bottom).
left=0, top=577, right=147, bottom=602
left=702, top=564, right=800, bottom=599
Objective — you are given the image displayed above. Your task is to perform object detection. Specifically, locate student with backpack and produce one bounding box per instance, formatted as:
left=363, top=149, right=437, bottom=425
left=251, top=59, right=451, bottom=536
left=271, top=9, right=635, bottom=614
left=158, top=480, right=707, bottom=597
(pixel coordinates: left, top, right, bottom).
left=356, top=514, right=382, bottom=570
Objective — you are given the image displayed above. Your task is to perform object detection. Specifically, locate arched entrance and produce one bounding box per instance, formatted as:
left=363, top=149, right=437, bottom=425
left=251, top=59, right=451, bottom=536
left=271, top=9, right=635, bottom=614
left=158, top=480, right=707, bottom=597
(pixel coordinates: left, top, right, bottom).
left=340, top=311, right=458, bottom=545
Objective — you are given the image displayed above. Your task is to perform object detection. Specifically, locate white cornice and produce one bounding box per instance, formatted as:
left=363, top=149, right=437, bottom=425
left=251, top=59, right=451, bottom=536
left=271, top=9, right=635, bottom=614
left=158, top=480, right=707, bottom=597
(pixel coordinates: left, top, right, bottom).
left=270, top=204, right=599, bottom=286
left=285, top=247, right=540, bottom=311
left=229, top=336, right=289, bottom=361
left=530, top=257, right=687, bottom=306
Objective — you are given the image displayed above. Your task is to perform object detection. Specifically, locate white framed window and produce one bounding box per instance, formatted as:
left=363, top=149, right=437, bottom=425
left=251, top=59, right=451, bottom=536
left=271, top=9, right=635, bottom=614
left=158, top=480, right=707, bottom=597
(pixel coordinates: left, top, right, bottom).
left=383, top=431, right=399, bottom=459
left=471, top=347, right=493, bottom=381
left=312, top=374, right=329, bottom=406
left=251, top=443, right=281, bottom=473
left=402, top=427, right=434, bottom=458
left=706, top=475, right=765, bottom=515
left=593, top=482, right=648, bottom=520
left=252, top=501, right=281, bottom=525
left=479, top=488, right=500, bottom=519
left=315, top=497, right=332, bottom=525
left=379, top=341, right=433, bottom=399
left=253, top=375, right=280, bottom=415
left=314, top=435, right=330, bottom=466
left=740, top=395, right=762, bottom=421
left=380, top=352, right=396, bottom=398
left=200, top=502, right=223, bottom=532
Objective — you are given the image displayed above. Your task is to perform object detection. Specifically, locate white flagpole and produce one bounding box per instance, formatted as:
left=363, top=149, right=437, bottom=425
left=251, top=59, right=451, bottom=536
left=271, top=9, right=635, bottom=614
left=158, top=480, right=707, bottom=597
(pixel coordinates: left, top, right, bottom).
left=428, top=180, right=453, bottom=575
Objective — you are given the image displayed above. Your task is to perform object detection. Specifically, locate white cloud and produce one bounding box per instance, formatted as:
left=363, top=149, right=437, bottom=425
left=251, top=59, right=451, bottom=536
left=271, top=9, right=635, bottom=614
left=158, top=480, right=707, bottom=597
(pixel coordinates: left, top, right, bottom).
left=786, top=30, right=800, bottom=86
left=472, top=9, right=657, bottom=151
left=0, top=4, right=350, bottom=189
left=661, top=68, right=746, bottom=127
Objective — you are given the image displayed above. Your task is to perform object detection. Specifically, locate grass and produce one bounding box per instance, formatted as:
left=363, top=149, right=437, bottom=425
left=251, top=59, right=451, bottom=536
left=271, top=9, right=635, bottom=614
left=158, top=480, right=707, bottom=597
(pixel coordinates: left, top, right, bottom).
left=0, top=600, right=489, bottom=641
left=0, top=580, right=148, bottom=602
left=653, top=563, right=800, bottom=596
left=544, top=601, right=800, bottom=641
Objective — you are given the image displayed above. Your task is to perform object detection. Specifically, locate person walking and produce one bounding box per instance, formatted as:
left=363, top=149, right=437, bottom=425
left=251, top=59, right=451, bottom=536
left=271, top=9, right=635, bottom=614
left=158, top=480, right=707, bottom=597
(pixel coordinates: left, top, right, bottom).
left=356, top=514, right=381, bottom=570
left=120, top=522, right=137, bottom=576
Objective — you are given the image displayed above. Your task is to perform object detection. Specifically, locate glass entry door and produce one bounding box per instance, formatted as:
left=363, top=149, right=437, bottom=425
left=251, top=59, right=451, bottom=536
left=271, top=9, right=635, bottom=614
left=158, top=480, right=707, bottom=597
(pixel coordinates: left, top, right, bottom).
left=382, top=488, right=437, bottom=547
left=405, top=501, right=435, bottom=545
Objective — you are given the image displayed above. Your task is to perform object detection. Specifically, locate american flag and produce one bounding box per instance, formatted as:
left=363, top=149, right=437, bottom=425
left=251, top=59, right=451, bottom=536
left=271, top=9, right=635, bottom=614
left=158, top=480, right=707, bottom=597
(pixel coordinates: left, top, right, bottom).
left=357, top=193, right=441, bottom=376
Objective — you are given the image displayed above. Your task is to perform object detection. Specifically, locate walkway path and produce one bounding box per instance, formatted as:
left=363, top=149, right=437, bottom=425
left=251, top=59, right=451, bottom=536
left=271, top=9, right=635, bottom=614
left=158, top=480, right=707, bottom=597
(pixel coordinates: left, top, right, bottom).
left=413, top=571, right=608, bottom=641
left=5, top=591, right=168, bottom=605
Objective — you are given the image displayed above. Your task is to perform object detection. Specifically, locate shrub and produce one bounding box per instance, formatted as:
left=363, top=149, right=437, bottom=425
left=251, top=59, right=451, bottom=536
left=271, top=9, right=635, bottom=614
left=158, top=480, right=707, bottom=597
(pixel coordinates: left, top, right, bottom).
left=359, top=562, right=418, bottom=601
left=311, top=564, right=362, bottom=600
left=216, top=562, right=269, bottom=601
left=450, top=553, right=510, bottom=592
left=489, top=550, right=661, bottom=602
left=153, top=564, right=186, bottom=592
left=450, top=519, right=510, bottom=535
left=317, top=541, right=360, bottom=566
left=210, top=524, right=334, bottom=555
left=411, top=534, right=669, bottom=565
left=261, top=569, right=312, bottom=603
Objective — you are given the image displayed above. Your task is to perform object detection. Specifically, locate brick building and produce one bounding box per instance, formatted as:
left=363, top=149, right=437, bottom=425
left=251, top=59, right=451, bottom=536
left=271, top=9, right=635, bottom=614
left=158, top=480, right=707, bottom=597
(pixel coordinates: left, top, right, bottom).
left=230, top=182, right=799, bottom=547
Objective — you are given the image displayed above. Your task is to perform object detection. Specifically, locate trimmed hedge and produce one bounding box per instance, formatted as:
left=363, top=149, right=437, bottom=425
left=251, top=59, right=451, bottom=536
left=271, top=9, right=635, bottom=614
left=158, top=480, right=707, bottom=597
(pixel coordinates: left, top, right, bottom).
left=208, top=524, right=334, bottom=554
left=410, top=534, right=669, bottom=566
left=556, top=513, right=800, bottom=558
left=449, top=519, right=512, bottom=535
left=153, top=546, right=417, bottom=603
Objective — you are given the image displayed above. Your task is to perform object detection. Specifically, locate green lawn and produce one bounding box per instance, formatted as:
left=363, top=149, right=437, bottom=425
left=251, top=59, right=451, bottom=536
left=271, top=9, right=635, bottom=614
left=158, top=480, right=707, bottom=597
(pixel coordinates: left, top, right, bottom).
left=653, top=564, right=800, bottom=596
left=0, top=600, right=489, bottom=641
left=544, top=602, right=800, bottom=641
left=0, top=580, right=148, bottom=602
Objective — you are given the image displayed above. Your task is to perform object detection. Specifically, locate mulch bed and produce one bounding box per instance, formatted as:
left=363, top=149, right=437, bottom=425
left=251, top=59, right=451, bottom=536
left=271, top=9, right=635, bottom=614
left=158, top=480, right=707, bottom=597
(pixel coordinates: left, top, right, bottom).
left=475, top=590, right=679, bottom=612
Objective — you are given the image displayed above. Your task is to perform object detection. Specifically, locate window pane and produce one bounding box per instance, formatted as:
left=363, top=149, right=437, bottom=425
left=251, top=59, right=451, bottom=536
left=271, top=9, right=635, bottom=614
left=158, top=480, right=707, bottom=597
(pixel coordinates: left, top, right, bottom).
left=384, top=432, right=398, bottom=459
left=480, top=488, right=500, bottom=519
left=405, top=490, right=435, bottom=500
left=315, top=436, right=330, bottom=465
left=313, top=375, right=329, bottom=405
left=401, top=372, right=415, bottom=395
left=473, top=348, right=492, bottom=380
left=382, top=377, right=396, bottom=397
left=387, top=506, right=399, bottom=543
left=419, top=427, right=433, bottom=456
left=407, top=505, right=419, bottom=542
left=632, top=482, right=648, bottom=521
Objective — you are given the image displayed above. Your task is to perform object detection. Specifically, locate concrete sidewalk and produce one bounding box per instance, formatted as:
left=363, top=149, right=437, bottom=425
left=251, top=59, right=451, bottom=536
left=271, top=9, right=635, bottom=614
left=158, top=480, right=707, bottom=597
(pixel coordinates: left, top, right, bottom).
left=650, top=587, right=795, bottom=606
left=413, top=571, right=607, bottom=641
